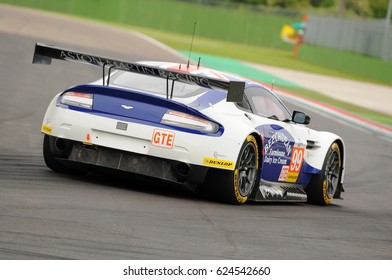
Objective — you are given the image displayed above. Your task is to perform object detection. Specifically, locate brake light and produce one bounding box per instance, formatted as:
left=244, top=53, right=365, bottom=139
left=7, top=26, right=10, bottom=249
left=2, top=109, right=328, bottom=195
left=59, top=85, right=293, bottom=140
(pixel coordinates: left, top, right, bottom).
left=60, top=92, right=93, bottom=109
left=161, top=110, right=219, bottom=133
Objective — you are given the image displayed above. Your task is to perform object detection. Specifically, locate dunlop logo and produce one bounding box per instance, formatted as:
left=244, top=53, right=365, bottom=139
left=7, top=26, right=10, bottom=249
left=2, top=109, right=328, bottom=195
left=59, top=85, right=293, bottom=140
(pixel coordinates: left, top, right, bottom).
left=203, top=157, right=234, bottom=169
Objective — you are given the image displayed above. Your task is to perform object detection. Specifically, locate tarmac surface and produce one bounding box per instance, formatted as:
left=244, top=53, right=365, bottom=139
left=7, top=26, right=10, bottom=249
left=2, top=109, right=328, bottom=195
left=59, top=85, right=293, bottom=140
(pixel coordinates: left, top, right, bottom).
left=0, top=4, right=391, bottom=260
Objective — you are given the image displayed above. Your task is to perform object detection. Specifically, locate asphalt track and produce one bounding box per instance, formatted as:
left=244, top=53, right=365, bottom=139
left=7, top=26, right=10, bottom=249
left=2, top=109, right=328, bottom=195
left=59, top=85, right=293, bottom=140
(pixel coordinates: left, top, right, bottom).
left=0, top=5, right=391, bottom=260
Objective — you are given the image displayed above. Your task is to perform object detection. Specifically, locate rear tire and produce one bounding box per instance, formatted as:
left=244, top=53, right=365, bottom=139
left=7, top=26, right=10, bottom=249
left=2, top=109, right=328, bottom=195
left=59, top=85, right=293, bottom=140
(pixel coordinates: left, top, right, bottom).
left=306, top=142, right=342, bottom=205
left=43, top=135, right=86, bottom=176
left=204, top=135, right=260, bottom=205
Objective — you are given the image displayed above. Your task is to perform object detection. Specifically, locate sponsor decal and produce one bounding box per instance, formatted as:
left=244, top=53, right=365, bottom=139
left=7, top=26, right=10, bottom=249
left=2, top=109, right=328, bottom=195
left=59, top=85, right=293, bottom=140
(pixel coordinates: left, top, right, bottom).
left=285, top=172, right=299, bottom=183
left=278, top=165, right=289, bottom=182
left=264, top=154, right=288, bottom=165
left=151, top=129, right=175, bottom=149
left=285, top=147, right=304, bottom=183
left=41, top=124, right=52, bottom=135
left=264, top=131, right=292, bottom=156
left=203, top=157, right=234, bottom=169
left=59, top=50, right=219, bottom=89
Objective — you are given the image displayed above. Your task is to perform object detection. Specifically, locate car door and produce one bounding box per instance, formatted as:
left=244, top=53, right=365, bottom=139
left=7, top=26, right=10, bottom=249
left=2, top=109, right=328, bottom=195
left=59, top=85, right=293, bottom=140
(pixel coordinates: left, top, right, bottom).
left=240, top=86, right=310, bottom=184
left=261, top=119, right=310, bottom=184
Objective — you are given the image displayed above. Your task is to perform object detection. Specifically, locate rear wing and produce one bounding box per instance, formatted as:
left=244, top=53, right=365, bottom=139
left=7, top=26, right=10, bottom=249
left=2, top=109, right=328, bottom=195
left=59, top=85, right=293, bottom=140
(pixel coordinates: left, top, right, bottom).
left=33, top=43, right=244, bottom=102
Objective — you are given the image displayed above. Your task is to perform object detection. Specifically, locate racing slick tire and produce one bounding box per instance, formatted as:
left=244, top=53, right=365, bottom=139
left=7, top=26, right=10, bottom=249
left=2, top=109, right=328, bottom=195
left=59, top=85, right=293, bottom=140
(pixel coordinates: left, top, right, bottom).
left=204, top=135, right=260, bottom=205
left=43, top=135, right=86, bottom=176
left=306, top=142, right=342, bottom=206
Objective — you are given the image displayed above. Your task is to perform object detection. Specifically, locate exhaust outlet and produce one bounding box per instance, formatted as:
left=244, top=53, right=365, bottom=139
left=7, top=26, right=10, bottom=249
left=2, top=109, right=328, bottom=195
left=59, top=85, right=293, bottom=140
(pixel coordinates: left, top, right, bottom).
left=176, top=162, right=190, bottom=177
left=55, top=138, right=67, bottom=151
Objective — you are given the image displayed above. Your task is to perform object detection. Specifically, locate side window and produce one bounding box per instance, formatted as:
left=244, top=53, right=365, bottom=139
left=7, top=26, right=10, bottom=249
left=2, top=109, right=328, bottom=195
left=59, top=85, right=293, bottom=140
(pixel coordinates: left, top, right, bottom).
left=236, top=94, right=252, bottom=112
left=244, top=87, right=291, bottom=121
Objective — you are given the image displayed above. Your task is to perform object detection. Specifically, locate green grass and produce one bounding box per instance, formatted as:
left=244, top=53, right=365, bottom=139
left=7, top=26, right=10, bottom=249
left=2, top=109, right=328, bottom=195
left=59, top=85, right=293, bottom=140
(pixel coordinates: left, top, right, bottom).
left=133, top=25, right=384, bottom=82
left=299, top=45, right=392, bottom=86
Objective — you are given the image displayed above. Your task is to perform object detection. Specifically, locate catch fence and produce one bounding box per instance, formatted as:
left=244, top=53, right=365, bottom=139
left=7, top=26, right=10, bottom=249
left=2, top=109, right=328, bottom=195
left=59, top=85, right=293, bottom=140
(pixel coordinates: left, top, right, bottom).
left=304, top=15, right=392, bottom=60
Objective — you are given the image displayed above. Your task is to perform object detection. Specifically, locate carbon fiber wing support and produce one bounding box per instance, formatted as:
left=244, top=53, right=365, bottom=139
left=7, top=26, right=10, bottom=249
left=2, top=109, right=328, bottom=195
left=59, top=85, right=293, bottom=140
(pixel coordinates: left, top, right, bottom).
left=33, top=43, right=244, bottom=102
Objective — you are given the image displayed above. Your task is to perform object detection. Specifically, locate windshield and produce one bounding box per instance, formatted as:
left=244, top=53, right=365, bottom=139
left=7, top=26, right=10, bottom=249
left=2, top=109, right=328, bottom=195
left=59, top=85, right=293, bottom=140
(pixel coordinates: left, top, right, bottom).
left=111, top=71, right=207, bottom=98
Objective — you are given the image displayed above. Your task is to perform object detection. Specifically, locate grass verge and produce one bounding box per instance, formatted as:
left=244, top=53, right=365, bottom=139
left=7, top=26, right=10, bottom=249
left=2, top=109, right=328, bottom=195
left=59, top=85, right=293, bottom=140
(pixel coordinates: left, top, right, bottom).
left=130, top=25, right=392, bottom=86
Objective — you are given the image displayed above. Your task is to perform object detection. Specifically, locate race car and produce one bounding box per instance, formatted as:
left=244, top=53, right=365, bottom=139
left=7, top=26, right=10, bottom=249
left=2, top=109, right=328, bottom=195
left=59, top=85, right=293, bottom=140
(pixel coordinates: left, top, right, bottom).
left=33, top=43, right=345, bottom=205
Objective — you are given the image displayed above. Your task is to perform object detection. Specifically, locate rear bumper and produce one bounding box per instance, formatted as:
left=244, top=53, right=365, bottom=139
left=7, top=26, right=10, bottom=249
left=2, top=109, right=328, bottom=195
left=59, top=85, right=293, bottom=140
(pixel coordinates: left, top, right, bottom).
left=47, top=135, right=209, bottom=185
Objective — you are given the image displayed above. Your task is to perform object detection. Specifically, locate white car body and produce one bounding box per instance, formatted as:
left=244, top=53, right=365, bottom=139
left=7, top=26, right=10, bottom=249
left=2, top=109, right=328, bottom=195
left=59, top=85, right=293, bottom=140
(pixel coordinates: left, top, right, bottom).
left=34, top=43, right=345, bottom=205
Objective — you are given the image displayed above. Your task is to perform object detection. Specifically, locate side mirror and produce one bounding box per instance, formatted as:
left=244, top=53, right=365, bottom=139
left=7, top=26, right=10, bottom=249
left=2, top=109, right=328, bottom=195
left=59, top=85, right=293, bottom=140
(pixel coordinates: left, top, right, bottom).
left=292, top=111, right=311, bottom=125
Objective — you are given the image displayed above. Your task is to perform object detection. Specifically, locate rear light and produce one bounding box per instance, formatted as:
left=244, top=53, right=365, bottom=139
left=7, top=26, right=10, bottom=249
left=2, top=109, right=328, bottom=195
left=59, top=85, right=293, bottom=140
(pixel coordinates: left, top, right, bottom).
left=60, top=92, right=93, bottom=109
left=161, top=110, right=219, bottom=133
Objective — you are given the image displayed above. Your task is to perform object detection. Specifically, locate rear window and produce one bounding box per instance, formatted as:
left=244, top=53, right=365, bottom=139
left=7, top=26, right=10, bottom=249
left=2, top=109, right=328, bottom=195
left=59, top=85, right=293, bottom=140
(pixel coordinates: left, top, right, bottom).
left=111, top=71, right=207, bottom=98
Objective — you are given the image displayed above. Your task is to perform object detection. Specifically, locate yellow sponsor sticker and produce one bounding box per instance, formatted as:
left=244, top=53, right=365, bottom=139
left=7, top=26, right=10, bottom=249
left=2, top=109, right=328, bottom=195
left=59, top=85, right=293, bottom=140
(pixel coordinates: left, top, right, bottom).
left=203, top=157, right=235, bottom=169
left=41, top=124, right=52, bottom=135
left=285, top=171, right=299, bottom=183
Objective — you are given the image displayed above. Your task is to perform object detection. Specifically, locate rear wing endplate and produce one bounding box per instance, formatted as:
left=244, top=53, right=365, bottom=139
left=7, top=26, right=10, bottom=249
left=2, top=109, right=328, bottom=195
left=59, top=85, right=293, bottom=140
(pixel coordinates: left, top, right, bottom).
left=33, top=43, right=244, bottom=102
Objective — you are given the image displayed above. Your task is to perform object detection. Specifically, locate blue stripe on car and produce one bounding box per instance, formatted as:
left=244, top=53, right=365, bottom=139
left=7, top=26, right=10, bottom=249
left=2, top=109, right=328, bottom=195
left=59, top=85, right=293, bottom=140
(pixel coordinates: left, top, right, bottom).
left=58, top=84, right=224, bottom=136
left=187, top=90, right=227, bottom=110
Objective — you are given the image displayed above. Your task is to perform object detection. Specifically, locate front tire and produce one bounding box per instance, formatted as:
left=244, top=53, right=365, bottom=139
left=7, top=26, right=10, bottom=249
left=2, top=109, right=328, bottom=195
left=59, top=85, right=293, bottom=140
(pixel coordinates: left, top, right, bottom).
left=204, top=135, right=260, bottom=204
left=306, top=142, right=342, bottom=205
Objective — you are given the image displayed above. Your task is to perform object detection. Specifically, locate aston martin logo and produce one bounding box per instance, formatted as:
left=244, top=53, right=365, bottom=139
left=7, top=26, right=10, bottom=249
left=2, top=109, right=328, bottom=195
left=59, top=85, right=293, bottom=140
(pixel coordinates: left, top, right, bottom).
left=121, top=105, right=133, bottom=110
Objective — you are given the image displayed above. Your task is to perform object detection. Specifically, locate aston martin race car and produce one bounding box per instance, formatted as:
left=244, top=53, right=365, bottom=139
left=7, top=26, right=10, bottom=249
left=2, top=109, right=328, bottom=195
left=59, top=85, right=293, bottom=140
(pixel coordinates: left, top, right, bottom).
left=33, top=43, right=345, bottom=205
